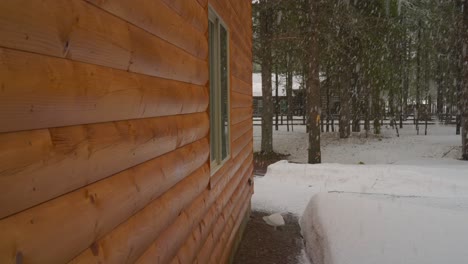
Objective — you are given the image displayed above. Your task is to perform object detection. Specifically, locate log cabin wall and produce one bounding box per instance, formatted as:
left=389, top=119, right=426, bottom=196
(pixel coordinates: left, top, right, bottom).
left=0, top=0, right=253, bottom=263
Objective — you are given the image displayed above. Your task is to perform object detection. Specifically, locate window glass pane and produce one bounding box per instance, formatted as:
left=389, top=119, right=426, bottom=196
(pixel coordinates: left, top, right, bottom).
left=209, top=20, right=216, bottom=162
left=220, top=25, right=229, bottom=160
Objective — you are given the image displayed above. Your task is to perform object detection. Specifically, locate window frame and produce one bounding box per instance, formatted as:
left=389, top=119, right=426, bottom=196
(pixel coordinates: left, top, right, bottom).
left=209, top=6, right=231, bottom=175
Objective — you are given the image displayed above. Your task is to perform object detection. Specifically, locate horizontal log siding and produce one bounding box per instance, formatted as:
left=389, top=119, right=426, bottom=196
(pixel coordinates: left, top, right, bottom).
left=0, top=48, right=208, bottom=133
left=0, top=113, right=209, bottom=219
left=0, top=0, right=252, bottom=263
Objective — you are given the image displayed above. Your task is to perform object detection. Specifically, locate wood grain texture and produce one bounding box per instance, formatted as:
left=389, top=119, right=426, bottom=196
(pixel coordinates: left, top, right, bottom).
left=231, top=49, right=252, bottom=82
left=0, top=0, right=253, bottom=262
left=219, top=193, right=251, bottom=263
left=176, top=166, right=253, bottom=263
left=210, top=140, right=253, bottom=189
left=232, top=76, right=252, bottom=95
left=85, top=0, right=208, bottom=59
left=232, top=119, right=252, bottom=142
left=0, top=113, right=209, bottom=219
left=69, top=164, right=210, bottom=264
left=138, top=156, right=253, bottom=264
left=209, top=0, right=251, bottom=61
left=0, top=48, right=208, bottom=133
left=160, top=0, right=207, bottom=34
left=0, top=0, right=208, bottom=85
left=196, top=179, right=250, bottom=264
left=214, top=194, right=251, bottom=264
left=0, top=139, right=209, bottom=264
left=231, top=42, right=253, bottom=79
left=173, top=155, right=253, bottom=262
left=231, top=107, right=253, bottom=125
left=232, top=128, right=253, bottom=158
left=128, top=26, right=208, bottom=86
left=232, top=92, right=252, bottom=109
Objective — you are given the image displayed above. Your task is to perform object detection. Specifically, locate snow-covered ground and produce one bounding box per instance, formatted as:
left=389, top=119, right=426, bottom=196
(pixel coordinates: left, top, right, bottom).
left=253, top=124, right=462, bottom=164
left=252, top=124, right=468, bottom=264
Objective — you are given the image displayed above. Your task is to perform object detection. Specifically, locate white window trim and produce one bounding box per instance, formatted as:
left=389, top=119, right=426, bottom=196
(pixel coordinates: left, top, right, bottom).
left=209, top=6, right=231, bottom=176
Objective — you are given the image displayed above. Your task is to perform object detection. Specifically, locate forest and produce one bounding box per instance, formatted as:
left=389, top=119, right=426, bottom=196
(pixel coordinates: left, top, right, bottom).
left=252, top=0, right=468, bottom=162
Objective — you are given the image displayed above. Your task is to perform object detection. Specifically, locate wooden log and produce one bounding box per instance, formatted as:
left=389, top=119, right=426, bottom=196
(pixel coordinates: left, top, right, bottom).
left=225, top=0, right=251, bottom=38
left=232, top=76, right=252, bottom=96
left=0, top=0, right=208, bottom=85
left=209, top=0, right=251, bottom=58
left=230, top=43, right=253, bottom=78
left=196, top=0, right=208, bottom=8
left=0, top=1, right=76, bottom=58
left=0, top=113, right=209, bottom=219
left=224, top=1, right=252, bottom=58
left=160, top=0, right=207, bottom=34
left=206, top=192, right=250, bottom=263
left=231, top=92, right=252, bottom=109
left=138, top=165, right=252, bottom=264
left=0, top=48, right=208, bottom=133
left=209, top=189, right=251, bottom=264
left=128, top=25, right=208, bottom=87
left=230, top=43, right=253, bottom=80
left=85, top=0, right=207, bottom=59
left=206, top=185, right=250, bottom=264
left=219, top=194, right=251, bottom=263
left=231, top=107, right=252, bottom=125
left=229, top=0, right=251, bottom=28
left=196, top=187, right=250, bottom=264
left=231, top=119, right=252, bottom=142
left=0, top=139, right=209, bottom=264
left=210, top=141, right=252, bottom=188
left=137, top=153, right=253, bottom=263
left=69, top=164, right=210, bottom=264
left=172, top=163, right=253, bottom=263
left=231, top=52, right=252, bottom=83
left=232, top=128, right=253, bottom=158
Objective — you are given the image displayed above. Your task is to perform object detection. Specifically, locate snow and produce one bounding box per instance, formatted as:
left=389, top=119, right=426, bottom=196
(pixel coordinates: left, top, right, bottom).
left=252, top=161, right=468, bottom=216
left=252, top=124, right=468, bottom=264
left=253, top=124, right=463, bottom=164
left=301, top=192, right=468, bottom=264
left=262, top=213, right=285, bottom=227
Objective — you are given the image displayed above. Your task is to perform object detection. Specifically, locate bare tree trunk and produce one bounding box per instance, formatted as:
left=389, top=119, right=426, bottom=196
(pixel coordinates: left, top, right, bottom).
left=326, top=82, right=330, bottom=132
left=437, top=60, right=444, bottom=121
left=275, top=67, right=279, bottom=131
left=339, top=66, right=352, bottom=138
left=425, top=95, right=430, bottom=136
left=326, top=66, right=331, bottom=133
left=372, top=83, right=381, bottom=135
left=415, top=21, right=422, bottom=135
left=399, top=14, right=406, bottom=130
left=352, top=64, right=361, bottom=133
left=462, top=0, right=468, bottom=160
left=287, top=69, right=294, bottom=132
left=260, top=0, right=273, bottom=153
left=363, top=79, right=371, bottom=136
left=307, top=0, right=321, bottom=164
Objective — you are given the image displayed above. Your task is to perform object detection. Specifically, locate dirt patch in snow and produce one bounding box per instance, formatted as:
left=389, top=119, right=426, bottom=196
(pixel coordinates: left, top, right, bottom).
left=233, top=211, right=305, bottom=264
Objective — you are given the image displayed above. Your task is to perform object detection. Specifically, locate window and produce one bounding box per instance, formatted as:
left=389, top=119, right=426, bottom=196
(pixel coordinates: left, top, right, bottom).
left=209, top=8, right=230, bottom=173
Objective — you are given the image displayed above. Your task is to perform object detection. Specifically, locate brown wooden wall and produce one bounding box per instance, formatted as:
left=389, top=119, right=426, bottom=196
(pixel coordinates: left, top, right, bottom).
left=0, top=0, right=253, bottom=263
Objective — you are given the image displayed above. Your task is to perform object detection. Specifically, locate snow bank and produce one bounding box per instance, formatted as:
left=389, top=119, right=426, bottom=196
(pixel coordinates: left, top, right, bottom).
left=252, top=161, right=468, bottom=264
left=252, top=123, right=468, bottom=263
left=301, top=192, right=468, bottom=264
left=252, top=161, right=468, bottom=215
